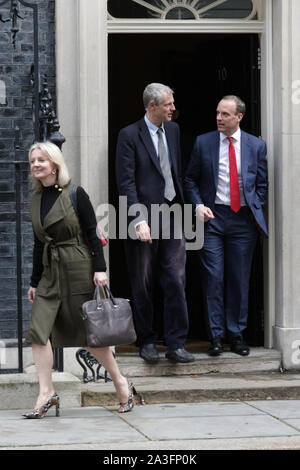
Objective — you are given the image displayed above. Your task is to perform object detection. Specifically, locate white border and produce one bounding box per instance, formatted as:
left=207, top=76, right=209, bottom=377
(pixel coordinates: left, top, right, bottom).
left=260, top=0, right=274, bottom=348
left=107, top=19, right=264, bottom=34
left=106, top=5, right=272, bottom=348
left=56, top=0, right=273, bottom=349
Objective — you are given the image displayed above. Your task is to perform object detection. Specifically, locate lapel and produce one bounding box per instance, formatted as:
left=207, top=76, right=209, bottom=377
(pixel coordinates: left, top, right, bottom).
left=43, top=191, right=67, bottom=231
left=164, top=123, right=178, bottom=175
left=31, top=188, right=67, bottom=239
left=210, top=131, right=220, bottom=190
left=240, top=130, right=250, bottom=188
left=210, top=130, right=250, bottom=190
left=139, top=118, right=163, bottom=177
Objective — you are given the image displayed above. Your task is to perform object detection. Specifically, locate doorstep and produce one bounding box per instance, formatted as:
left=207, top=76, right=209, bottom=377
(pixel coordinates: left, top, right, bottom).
left=81, top=371, right=300, bottom=408
left=112, top=346, right=281, bottom=377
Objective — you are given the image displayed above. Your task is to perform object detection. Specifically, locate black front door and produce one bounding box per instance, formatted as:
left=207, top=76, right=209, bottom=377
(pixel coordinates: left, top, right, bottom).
left=108, top=33, right=263, bottom=346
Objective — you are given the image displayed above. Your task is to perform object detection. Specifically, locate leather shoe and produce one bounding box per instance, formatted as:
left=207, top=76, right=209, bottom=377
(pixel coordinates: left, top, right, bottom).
left=139, top=343, right=160, bottom=364
left=230, top=338, right=250, bottom=356
left=208, top=337, right=223, bottom=356
left=165, top=348, right=195, bottom=363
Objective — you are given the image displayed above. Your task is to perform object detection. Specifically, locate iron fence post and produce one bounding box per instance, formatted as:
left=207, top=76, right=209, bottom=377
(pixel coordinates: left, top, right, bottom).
left=15, top=162, right=23, bottom=373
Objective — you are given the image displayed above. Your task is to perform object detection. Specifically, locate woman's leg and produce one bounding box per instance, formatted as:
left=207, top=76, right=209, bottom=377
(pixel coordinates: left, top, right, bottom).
left=87, top=347, right=130, bottom=404
left=32, top=339, right=55, bottom=409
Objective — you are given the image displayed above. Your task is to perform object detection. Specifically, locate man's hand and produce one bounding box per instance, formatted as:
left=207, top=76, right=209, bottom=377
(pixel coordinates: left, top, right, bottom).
left=136, top=221, right=152, bottom=243
left=196, top=204, right=215, bottom=222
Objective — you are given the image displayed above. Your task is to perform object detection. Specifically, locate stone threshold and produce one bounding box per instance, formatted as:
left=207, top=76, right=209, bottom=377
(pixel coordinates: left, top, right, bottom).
left=114, top=347, right=282, bottom=377
left=81, top=371, right=300, bottom=408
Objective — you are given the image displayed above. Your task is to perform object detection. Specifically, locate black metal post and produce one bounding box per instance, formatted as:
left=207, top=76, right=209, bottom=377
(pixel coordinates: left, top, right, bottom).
left=53, top=347, right=64, bottom=372
left=15, top=162, right=23, bottom=373
left=0, top=161, right=27, bottom=374
left=28, top=0, right=39, bottom=141
left=20, top=0, right=39, bottom=141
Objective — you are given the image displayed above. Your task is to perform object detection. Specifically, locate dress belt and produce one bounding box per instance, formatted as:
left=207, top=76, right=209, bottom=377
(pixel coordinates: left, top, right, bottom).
left=42, top=236, right=84, bottom=267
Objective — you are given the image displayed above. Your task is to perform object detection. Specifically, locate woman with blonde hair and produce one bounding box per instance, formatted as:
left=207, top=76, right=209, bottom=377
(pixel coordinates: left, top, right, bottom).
left=24, top=141, right=135, bottom=418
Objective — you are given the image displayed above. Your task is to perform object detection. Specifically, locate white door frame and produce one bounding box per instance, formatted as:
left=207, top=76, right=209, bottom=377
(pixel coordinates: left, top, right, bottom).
left=56, top=0, right=274, bottom=348
left=107, top=3, right=274, bottom=348
left=107, top=18, right=264, bottom=34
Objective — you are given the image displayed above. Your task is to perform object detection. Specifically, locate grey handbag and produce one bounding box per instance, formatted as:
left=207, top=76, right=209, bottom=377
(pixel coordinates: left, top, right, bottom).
left=81, top=285, right=137, bottom=348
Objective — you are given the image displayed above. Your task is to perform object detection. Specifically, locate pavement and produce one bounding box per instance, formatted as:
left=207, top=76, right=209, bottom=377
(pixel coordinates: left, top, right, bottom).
left=2, top=399, right=300, bottom=451
left=1, top=345, right=300, bottom=453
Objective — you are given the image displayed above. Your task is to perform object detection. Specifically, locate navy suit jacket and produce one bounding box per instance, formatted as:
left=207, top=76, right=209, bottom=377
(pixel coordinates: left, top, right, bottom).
left=116, top=118, right=184, bottom=224
left=184, top=130, right=269, bottom=237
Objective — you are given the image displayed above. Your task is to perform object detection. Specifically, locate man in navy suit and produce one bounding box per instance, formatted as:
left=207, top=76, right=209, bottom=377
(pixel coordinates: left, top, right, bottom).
left=184, top=95, right=268, bottom=356
left=116, top=83, right=194, bottom=364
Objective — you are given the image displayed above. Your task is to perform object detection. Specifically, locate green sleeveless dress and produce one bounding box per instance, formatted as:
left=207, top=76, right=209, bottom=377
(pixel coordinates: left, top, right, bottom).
left=26, top=185, right=95, bottom=347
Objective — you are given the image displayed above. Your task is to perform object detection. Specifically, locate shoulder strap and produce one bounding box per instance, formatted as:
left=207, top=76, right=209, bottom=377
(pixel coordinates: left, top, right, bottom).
left=69, top=184, right=78, bottom=215
left=69, top=184, right=108, bottom=247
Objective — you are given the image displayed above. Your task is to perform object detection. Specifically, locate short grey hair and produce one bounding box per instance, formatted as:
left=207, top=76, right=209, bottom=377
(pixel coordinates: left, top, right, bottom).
left=143, top=83, right=174, bottom=110
left=222, top=95, right=246, bottom=115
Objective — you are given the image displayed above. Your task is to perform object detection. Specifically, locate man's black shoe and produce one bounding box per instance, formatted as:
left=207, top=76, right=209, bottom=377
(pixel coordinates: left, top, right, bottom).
left=139, top=343, right=160, bottom=364
left=230, top=338, right=250, bottom=356
left=165, top=348, right=195, bottom=363
left=208, top=337, right=224, bottom=356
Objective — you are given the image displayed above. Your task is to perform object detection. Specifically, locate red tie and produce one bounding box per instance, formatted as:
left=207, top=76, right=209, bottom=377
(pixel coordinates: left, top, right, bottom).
left=227, top=137, right=241, bottom=213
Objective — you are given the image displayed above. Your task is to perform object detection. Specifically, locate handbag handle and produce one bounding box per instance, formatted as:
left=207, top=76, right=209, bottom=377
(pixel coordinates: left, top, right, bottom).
left=94, top=285, right=118, bottom=308
left=103, top=284, right=118, bottom=307
left=94, top=286, right=103, bottom=310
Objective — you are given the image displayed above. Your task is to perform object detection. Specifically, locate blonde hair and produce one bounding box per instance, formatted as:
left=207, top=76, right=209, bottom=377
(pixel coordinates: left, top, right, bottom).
left=28, top=141, right=71, bottom=193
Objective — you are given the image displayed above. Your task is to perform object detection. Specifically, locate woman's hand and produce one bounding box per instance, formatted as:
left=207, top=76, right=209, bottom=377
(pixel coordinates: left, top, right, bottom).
left=93, top=271, right=107, bottom=287
left=28, top=286, right=37, bottom=303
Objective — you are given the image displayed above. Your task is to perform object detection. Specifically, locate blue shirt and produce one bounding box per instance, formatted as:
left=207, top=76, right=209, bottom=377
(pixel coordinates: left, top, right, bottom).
left=144, top=115, right=171, bottom=163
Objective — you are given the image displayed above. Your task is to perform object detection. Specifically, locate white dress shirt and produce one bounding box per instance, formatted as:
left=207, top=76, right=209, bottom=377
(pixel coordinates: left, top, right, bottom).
left=215, top=128, right=246, bottom=207
left=135, top=116, right=171, bottom=229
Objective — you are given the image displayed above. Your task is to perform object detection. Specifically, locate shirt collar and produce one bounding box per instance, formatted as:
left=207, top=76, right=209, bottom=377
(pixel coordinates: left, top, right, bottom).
left=220, top=127, right=241, bottom=143
left=144, top=115, right=165, bottom=136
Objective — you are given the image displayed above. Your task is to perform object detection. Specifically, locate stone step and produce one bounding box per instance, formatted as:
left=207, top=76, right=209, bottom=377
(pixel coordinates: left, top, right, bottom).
left=113, top=348, right=281, bottom=377
left=0, top=343, right=282, bottom=378
left=80, top=347, right=285, bottom=408
left=81, top=371, right=300, bottom=408
left=0, top=348, right=282, bottom=410
left=0, top=372, right=81, bottom=410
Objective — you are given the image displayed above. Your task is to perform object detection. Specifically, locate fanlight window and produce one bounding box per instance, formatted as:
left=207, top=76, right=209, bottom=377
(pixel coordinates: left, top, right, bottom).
left=107, top=0, right=257, bottom=20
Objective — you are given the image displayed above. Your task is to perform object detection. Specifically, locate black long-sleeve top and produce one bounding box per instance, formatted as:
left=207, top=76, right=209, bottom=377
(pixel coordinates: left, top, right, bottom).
left=30, top=185, right=106, bottom=288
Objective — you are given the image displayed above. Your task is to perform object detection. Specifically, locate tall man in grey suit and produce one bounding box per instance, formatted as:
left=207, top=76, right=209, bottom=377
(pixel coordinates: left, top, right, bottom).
left=116, top=83, right=194, bottom=364
left=185, top=95, right=268, bottom=356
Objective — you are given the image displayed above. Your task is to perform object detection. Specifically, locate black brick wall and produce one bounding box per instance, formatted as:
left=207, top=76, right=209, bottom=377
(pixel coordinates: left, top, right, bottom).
left=0, top=0, right=56, bottom=340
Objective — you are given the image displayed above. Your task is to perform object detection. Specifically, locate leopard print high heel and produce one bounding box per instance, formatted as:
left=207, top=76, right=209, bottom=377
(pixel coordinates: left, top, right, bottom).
left=118, top=381, right=136, bottom=413
left=22, top=393, right=60, bottom=419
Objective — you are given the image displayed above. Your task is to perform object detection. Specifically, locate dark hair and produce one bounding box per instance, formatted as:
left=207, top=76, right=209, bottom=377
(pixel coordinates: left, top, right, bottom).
left=222, top=95, right=246, bottom=115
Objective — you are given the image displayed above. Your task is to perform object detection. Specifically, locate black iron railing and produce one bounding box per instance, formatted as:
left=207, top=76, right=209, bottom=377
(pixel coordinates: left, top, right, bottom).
left=76, top=348, right=112, bottom=384
left=0, top=1, right=106, bottom=379
left=0, top=0, right=65, bottom=372
left=0, top=160, right=27, bottom=373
